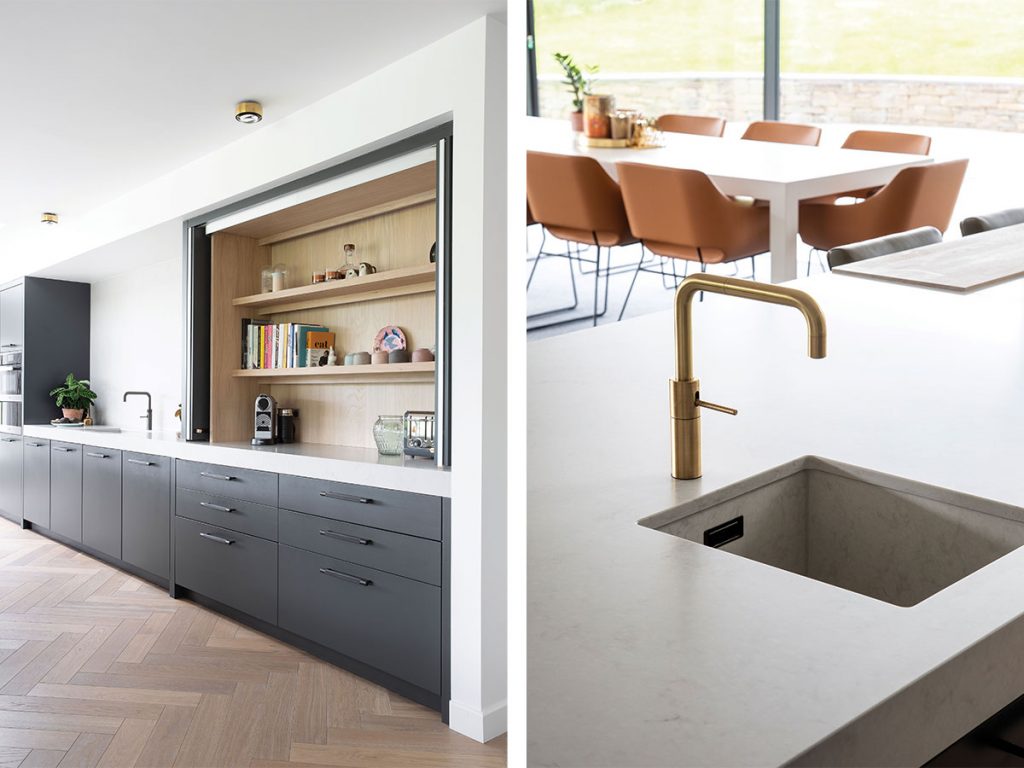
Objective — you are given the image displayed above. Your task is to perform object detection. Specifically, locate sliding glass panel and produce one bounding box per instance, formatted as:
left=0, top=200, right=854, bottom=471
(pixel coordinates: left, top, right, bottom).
left=533, top=0, right=764, bottom=126
left=780, top=0, right=1024, bottom=132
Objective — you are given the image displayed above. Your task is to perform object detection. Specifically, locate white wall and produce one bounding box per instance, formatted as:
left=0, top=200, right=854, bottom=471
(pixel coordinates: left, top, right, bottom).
left=14, top=15, right=508, bottom=742
left=89, top=254, right=182, bottom=432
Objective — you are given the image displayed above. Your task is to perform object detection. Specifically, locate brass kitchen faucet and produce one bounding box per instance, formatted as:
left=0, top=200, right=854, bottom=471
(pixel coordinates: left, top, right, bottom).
left=670, top=274, right=827, bottom=480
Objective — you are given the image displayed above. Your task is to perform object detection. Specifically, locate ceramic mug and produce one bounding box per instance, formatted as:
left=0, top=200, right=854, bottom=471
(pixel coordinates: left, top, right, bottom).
left=358, top=262, right=376, bottom=277
left=344, top=353, right=355, bottom=366
left=411, top=347, right=434, bottom=362
left=388, top=349, right=411, bottom=364
left=352, top=351, right=371, bottom=365
left=345, top=267, right=360, bottom=279
left=371, top=350, right=389, bottom=365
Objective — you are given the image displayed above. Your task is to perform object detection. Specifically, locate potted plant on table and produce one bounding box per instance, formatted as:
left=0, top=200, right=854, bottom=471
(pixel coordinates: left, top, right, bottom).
left=554, top=52, right=598, bottom=132
left=49, top=373, right=97, bottom=422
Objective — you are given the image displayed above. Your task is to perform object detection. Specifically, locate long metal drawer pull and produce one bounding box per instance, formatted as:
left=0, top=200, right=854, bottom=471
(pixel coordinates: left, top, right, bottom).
left=199, top=532, right=234, bottom=545
left=0, top=437, right=17, bottom=443
left=318, top=529, right=372, bottom=546
left=199, top=501, right=235, bottom=513
left=86, top=452, right=108, bottom=459
left=200, top=471, right=235, bottom=481
left=127, top=458, right=153, bottom=466
left=319, top=490, right=372, bottom=504
left=25, top=442, right=42, bottom=448
left=52, top=446, right=72, bottom=452
left=319, top=567, right=372, bottom=586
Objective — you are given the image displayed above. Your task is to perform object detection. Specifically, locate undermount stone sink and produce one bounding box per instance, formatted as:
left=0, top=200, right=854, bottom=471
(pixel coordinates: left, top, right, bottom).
left=642, top=457, right=1024, bottom=607
left=80, top=426, right=121, bottom=433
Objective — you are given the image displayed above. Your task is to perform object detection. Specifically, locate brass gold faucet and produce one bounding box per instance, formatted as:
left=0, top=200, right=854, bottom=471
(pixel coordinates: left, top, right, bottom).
left=670, top=274, right=827, bottom=479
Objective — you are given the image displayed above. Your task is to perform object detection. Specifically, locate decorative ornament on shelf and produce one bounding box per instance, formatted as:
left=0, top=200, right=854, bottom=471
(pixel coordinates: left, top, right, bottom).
left=326, top=347, right=338, bottom=366
left=372, top=325, right=407, bottom=353
left=554, top=52, right=598, bottom=132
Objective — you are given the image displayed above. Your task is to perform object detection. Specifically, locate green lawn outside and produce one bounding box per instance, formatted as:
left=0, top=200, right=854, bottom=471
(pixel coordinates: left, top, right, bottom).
left=535, top=0, right=1024, bottom=78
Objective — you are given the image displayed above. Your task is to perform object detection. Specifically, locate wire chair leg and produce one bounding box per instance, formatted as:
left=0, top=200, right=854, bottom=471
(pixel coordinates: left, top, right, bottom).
left=526, top=228, right=548, bottom=289
left=617, top=245, right=646, bottom=322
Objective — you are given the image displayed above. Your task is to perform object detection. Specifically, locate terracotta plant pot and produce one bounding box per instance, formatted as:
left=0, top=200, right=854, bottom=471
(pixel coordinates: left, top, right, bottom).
left=569, top=111, right=584, bottom=133
left=62, top=408, right=84, bottom=421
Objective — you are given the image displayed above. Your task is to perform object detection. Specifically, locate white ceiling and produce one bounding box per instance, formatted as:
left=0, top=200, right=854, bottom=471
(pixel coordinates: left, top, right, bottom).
left=0, top=0, right=504, bottom=258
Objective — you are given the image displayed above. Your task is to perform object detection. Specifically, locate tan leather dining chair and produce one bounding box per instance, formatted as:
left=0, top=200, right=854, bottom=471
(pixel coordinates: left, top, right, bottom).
left=799, top=159, right=969, bottom=252
left=813, top=130, right=934, bottom=204
left=655, top=114, right=726, bottom=137
left=526, top=151, right=637, bottom=327
left=741, top=121, right=821, bottom=146
left=615, top=162, right=769, bottom=320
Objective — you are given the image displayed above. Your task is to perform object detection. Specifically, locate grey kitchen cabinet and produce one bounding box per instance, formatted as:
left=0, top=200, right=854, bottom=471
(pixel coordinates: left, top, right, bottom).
left=22, top=438, right=49, bottom=527
left=50, top=441, right=82, bottom=541
left=121, top=452, right=170, bottom=579
left=0, top=284, right=24, bottom=349
left=0, top=435, right=23, bottom=523
left=82, top=447, right=122, bottom=559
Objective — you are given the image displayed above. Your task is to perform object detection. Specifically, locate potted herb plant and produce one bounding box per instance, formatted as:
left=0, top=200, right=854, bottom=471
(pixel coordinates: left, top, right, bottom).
left=554, top=52, right=598, bottom=132
left=49, top=373, right=97, bottom=422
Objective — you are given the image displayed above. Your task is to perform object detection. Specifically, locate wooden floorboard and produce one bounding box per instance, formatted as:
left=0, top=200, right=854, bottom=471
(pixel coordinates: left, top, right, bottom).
left=0, top=520, right=508, bottom=766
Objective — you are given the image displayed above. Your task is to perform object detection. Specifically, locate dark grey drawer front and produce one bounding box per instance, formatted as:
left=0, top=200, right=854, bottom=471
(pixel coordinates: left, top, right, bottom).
left=82, top=447, right=122, bottom=559
left=23, top=438, right=49, bottom=528
left=176, top=460, right=278, bottom=506
left=50, top=441, right=82, bottom=542
left=279, top=475, right=442, bottom=541
left=174, top=516, right=277, bottom=624
left=278, top=544, right=440, bottom=694
left=176, top=489, right=277, bottom=542
left=279, top=508, right=440, bottom=586
left=122, top=452, right=170, bottom=579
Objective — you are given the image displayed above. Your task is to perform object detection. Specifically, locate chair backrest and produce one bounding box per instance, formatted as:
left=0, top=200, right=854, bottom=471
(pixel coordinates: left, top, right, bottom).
left=827, top=227, right=942, bottom=269
left=842, top=130, right=931, bottom=156
left=741, top=121, right=821, bottom=146
left=655, top=114, right=726, bottom=137
left=615, top=162, right=765, bottom=260
left=960, top=207, right=1024, bottom=236
left=869, top=158, right=970, bottom=236
left=526, top=151, right=631, bottom=237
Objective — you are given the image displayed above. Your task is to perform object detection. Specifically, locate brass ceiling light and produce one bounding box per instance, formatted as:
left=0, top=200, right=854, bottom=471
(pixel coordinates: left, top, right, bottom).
left=235, top=101, right=263, bottom=124
left=41, top=212, right=59, bottom=225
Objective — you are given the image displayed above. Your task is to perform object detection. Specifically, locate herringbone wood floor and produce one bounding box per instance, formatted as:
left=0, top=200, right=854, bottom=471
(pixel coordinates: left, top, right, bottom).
left=0, top=519, right=506, bottom=767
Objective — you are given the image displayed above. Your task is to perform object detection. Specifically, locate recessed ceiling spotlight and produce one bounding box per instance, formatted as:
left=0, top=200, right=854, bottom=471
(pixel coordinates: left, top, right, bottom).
left=235, top=101, right=263, bottom=124
left=41, top=212, right=59, bottom=225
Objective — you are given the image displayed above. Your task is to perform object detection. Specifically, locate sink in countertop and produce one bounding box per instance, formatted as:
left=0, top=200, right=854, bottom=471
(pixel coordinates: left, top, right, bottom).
left=643, top=457, right=1024, bottom=607
left=80, top=426, right=121, bottom=433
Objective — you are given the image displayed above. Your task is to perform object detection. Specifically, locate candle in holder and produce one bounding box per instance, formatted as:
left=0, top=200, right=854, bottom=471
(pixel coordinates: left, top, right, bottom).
left=583, top=94, right=615, bottom=139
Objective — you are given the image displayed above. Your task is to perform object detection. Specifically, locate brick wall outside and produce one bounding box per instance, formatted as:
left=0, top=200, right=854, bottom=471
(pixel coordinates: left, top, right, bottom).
left=539, top=74, right=1024, bottom=132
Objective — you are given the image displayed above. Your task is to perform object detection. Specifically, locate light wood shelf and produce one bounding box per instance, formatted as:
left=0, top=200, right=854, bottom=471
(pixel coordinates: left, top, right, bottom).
left=232, top=264, right=436, bottom=314
left=232, top=361, right=435, bottom=385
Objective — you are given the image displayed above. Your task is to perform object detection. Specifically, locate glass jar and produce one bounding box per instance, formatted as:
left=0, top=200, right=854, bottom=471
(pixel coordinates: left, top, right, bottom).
left=343, top=243, right=356, bottom=271
left=271, top=263, right=288, bottom=292
left=260, top=267, right=274, bottom=293
left=372, top=415, right=404, bottom=456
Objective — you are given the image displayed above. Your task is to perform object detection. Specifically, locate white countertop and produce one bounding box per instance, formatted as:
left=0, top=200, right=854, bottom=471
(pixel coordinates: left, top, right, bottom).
left=528, top=269, right=1024, bottom=766
left=23, top=426, right=450, bottom=498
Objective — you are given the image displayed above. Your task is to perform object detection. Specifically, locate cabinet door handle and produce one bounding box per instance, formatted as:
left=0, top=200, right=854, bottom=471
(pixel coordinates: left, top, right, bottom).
left=319, top=490, right=372, bottom=504
left=52, top=447, right=72, bottom=452
left=319, top=567, right=372, bottom=586
left=200, top=471, right=235, bottom=481
left=199, top=532, right=234, bottom=545
left=199, top=501, right=235, bottom=513
left=319, top=529, right=372, bottom=546
left=86, top=452, right=108, bottom=459
left=1, top=437, right=17, bottom=443
left=127, top=458, right=153, bottom=466
left=25, top=442, right=43, bottom=448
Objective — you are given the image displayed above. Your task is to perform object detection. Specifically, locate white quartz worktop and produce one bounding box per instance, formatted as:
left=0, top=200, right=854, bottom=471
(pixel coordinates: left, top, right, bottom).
left=23, top=426, right=449, bottom=497
left=528, top=270, right=1024, bottom=766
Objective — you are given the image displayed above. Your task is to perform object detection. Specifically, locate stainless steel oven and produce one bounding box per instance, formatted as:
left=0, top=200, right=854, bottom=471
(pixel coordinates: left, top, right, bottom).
left=0, top=348, right=22, bottom=434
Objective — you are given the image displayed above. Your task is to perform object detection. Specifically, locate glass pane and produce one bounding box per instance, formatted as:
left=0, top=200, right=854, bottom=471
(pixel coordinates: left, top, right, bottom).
left=534, top=0, right=764, bottom=125
left=780, top=0, right=1024, bottom=131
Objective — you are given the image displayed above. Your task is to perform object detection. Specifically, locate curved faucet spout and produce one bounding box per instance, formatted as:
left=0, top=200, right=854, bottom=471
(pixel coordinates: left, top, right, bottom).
left=670, top=273, right=827, bottom=480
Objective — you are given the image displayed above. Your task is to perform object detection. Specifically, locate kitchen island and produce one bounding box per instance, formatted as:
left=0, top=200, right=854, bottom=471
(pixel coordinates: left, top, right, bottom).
left=528, top=269, right=1024, bottom=766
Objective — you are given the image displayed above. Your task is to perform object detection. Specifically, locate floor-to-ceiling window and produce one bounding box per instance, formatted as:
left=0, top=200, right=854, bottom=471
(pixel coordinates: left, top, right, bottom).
left=532, top=0, right=764, bottom=124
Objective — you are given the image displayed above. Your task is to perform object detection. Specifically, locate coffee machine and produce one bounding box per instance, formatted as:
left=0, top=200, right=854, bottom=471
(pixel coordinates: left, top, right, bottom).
left=251, top=393, right=277, bottom=445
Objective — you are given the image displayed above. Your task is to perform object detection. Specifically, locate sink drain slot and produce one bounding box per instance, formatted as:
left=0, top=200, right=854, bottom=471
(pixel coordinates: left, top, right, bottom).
left=703, top=516, right=744, bottom=548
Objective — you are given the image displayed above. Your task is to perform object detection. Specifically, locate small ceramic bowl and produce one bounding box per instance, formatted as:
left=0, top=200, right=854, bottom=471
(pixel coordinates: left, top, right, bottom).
left=344, top=353, right=355, bottom=366
left=411, top=348, right=435, bottom=362
left=352, top=351, right=371, bottom=365
left=388, top=349, right=411, bottom=364
left=371, top=350, right=389, bottom=365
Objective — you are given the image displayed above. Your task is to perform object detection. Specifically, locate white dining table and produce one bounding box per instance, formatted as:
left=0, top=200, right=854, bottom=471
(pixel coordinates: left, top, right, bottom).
left=527, top=116, right=935, bottom=283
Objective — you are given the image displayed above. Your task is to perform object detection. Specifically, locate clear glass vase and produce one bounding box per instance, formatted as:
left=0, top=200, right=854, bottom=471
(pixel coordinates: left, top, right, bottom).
left=372, top=415, right=404, bottom=456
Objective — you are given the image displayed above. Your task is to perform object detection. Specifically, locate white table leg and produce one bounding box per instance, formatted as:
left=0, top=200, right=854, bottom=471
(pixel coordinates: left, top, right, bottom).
left=768, top=191, right=799, bottom=283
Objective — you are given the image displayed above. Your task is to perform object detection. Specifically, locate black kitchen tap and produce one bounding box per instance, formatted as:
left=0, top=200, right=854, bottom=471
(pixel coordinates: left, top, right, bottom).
left=123, top=391, right=153, bottom=431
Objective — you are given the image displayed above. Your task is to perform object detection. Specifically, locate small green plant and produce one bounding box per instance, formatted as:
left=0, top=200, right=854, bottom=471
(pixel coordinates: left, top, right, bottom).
left=49, top=373, right=97, bottom=412
left=554, top=52, right=598, bottom=112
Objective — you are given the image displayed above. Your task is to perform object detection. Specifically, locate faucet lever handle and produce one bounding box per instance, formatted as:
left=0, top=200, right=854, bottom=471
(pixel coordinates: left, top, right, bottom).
left=695, top=398, right=738, bottom=416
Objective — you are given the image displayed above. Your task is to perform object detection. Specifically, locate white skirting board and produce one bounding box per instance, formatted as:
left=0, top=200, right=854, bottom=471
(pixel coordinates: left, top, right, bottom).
left=448, top=699, right=507, bottom=743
